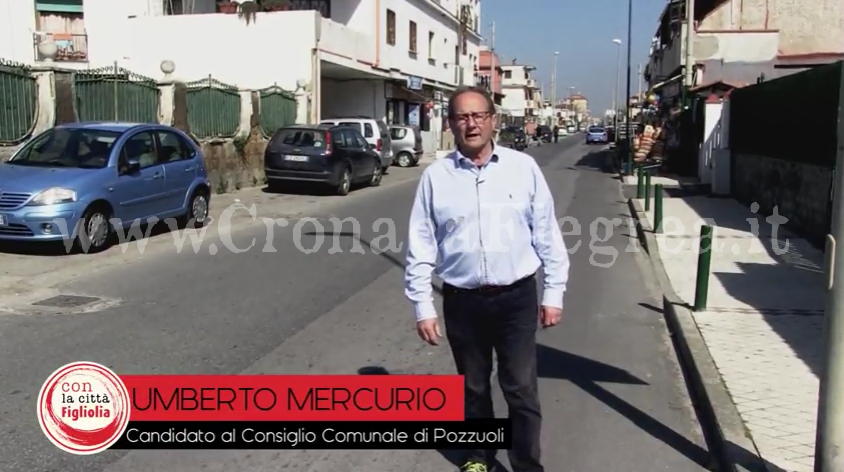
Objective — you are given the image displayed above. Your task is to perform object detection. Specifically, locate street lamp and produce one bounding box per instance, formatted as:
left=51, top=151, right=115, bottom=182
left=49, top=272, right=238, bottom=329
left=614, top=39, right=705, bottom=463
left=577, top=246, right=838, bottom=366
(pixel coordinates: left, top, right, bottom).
left=612, top=38, right=622, bottom=133
left=551, top=52, right=559, bottom=125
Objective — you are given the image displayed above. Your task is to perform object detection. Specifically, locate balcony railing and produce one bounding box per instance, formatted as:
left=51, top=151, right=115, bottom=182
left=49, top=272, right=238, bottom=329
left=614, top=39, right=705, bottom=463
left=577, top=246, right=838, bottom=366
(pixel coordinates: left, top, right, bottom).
left=33, top=32, right=88, bottom=62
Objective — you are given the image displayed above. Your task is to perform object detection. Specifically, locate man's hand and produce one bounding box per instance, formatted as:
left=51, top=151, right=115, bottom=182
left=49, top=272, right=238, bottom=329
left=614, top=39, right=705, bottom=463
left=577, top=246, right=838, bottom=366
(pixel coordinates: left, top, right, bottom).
left=417, top=319, right=442, bottom=345
left=540, top=306, right=563, bottom=329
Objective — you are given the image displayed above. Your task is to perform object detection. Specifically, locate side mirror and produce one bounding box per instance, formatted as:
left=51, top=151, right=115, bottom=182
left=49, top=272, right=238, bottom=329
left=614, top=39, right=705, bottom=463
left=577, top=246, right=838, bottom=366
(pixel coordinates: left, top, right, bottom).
left=124, top=158, right=141, bottom=174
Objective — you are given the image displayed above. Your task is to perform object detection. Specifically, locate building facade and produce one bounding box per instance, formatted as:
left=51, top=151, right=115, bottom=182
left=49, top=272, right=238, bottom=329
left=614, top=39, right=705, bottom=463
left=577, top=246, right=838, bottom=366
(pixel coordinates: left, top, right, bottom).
left=644, top=0, right=844, bottom=106
left=0, top=0, right=483, bottom=151
left=499, top=62, right=539, bottom=125
left=477, top=46, right=504, bottom=106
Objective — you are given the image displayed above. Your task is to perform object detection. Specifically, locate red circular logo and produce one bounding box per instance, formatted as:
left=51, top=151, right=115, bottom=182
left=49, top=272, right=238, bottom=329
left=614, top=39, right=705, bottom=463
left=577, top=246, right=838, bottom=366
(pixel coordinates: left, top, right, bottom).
left=37, top=362, right=131, bottom=455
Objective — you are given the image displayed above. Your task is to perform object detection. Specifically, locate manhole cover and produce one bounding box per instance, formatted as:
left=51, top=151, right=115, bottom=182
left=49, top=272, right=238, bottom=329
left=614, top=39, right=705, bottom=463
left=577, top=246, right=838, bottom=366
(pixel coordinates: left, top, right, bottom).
left=32, top=295, right=101, bottom=308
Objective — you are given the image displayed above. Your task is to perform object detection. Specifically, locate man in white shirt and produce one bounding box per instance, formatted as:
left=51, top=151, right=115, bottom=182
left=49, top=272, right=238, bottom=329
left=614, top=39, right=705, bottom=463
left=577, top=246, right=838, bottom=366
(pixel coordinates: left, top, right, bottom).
left=404, top=86, right=570, bottom=472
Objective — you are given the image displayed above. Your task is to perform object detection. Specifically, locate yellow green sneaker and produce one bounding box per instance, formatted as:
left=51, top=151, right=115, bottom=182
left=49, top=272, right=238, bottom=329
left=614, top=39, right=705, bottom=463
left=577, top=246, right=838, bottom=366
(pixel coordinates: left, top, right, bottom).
left=459, top=461, right=489, bottom=472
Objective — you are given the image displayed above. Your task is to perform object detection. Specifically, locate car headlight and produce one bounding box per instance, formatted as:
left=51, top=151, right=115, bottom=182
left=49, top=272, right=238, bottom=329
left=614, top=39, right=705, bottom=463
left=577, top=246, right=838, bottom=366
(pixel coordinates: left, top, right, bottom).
left=29, top=187, right=77, bottom=206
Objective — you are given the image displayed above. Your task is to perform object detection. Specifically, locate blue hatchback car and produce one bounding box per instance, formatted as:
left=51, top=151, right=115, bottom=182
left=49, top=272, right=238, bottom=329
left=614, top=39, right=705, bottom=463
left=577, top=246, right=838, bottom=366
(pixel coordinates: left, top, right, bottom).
left=0, top=122, right=211, bottom=252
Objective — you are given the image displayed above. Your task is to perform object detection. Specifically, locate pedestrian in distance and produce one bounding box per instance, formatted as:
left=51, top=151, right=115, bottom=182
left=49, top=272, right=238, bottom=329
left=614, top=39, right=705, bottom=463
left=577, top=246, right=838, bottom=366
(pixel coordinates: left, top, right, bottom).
left=404, top=85, right=571, bottom=472
left=552, top=125, right=559, bottom=143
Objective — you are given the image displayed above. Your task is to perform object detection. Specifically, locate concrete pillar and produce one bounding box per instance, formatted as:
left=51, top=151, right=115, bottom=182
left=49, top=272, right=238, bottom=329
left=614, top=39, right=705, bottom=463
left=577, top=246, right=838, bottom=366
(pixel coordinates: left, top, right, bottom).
left=295, top=79, right=311, bottom=124
left=236, top=90, right=252, bottom=136
left=31, top=70, right=56, bottom=135
left=157, top=60, right=176, bottom=125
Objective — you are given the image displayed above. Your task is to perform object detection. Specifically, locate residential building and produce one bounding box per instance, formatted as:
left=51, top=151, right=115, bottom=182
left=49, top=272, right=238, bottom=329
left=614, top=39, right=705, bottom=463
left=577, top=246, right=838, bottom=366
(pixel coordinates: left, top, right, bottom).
left=0, top=0, right=483, bottom=152
left=500, top=61, right=539, bottom=125
left=477, top=46, right=504, bottom=106
left=644, top=0, right=844, bottom=106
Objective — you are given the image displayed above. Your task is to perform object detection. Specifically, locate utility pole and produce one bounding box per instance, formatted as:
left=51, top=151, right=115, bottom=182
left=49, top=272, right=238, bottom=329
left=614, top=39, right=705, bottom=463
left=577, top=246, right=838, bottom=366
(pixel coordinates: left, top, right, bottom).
left=683, top=0, right=695, bottom=106
left=638, top=63, right=643, bottom=103
left=490, top=21, right=495, bottom=51
left=624, top=0, right=633, bottom=175
left=815, top=57, right=844, bottom=472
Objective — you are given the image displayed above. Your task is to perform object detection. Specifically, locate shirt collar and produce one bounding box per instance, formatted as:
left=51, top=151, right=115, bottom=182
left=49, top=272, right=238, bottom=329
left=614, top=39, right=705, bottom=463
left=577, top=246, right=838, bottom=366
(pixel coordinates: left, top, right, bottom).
left=450, top=141, right=500, bottom=169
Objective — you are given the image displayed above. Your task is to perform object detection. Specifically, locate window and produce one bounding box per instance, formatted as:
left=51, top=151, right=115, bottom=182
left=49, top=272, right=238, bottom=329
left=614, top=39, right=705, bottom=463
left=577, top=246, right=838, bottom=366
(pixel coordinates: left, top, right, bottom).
left=339, top=122, right=363, bottom=134
left=364, top=123, right=374, bottom=138
left=353, top=133, right=368, bottom=148
left=156, top=131, right=191, bottom=163
left=462, top=33, right=467, bottom=55
left=390, top=127, right=407, bottom=140
left=386, top=9, right=396, bottom=45
left=428, top=32, right=435, bottom=58
left=121, top=132, right=158, bottom=171
left=504, top=70, right=512, bottom=79
left=409, top=21, right=417, bottom=53
left=10, top=128, right=118, bottom=169
left=332, top=131, right=347, bottom=147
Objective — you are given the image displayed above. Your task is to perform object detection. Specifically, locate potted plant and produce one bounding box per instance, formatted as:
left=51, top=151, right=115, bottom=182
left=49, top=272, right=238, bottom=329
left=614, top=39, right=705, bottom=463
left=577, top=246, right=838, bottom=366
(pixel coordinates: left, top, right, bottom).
left=217, top=0, right=238, bottom=13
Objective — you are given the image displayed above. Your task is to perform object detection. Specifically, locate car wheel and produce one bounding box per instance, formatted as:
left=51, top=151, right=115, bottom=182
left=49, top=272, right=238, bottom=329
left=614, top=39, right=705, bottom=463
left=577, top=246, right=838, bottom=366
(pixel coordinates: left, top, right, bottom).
left=396, top=152, right=414, bottom=168
left=369, top=160, right=383, bottom=187
left=185, top=188, right=210, bottom=228
left=336, top=166, right=351, bottom=196
left=74, top=204, right=113, bottom=254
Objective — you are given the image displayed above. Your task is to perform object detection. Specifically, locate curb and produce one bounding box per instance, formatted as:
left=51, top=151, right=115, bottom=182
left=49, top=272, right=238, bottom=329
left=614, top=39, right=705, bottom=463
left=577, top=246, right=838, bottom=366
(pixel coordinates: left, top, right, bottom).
left=626, top=197, right=770, bottom=472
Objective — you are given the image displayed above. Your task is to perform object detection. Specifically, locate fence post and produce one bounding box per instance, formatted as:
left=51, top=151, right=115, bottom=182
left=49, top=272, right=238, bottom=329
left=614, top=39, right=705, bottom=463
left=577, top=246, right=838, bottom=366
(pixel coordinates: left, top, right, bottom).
left=113, top=61, right=119, bottom=121
left=654, top=184, right=663, bottom=233
left=645, top=171, right=652, bottom=211
left=636, top=166, right=644, bottom=198
left=694, top=225, right=714, bottom=311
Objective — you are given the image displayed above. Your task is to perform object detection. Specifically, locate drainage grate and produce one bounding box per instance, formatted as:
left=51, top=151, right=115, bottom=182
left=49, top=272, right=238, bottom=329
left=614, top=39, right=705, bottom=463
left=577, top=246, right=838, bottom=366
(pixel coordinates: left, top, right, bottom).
left=32, top=295, right=101, bottom=308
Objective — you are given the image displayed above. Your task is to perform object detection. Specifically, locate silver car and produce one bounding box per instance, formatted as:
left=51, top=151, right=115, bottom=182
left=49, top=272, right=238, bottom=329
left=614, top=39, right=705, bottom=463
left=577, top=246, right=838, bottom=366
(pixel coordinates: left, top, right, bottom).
left=389, top=125, right=423, bottom=167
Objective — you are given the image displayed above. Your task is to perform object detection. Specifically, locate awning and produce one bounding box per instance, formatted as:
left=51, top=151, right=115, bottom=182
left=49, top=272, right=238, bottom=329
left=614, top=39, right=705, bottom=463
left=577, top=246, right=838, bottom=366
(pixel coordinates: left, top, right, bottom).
left=649, top=74, right=683, bottom=91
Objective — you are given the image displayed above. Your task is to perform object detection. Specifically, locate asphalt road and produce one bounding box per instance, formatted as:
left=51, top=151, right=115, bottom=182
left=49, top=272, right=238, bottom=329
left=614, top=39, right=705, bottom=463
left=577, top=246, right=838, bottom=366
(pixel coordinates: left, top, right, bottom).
left=0, top=136, right=712, bottom=472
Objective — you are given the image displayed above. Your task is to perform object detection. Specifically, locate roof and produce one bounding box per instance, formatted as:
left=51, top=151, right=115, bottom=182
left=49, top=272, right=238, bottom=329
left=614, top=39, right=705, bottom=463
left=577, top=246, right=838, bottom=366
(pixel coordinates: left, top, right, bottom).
left=57, top=121, right=153, bottom=132
left=689, top=79, right=745, bottom=93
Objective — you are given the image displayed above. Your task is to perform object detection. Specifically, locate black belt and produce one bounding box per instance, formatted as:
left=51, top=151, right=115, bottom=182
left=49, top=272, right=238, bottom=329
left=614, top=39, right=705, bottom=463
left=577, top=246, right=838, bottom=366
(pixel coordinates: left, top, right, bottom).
left=444, top=273, right=536, bottom=295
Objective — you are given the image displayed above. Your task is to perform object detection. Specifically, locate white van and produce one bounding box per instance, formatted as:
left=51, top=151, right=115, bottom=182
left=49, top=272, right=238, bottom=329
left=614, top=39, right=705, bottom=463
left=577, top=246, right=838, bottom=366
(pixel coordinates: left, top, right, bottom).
left=320, top=117, right=394, bottom=169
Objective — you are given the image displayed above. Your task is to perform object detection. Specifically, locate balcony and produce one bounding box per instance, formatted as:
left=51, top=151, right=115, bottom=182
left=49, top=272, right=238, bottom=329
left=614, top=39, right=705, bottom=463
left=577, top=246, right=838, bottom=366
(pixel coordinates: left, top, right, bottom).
left=33, top=32, right=88, bottom=62
left=319, top=17, right=375, bottom=65
left=525, top=100, right=536, bottom=109
left=527, top=78, right=537, bottom=88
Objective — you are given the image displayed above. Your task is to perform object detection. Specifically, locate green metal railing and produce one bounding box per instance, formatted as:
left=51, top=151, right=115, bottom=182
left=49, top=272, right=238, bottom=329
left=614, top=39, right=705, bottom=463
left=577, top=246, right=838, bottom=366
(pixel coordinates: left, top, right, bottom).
left=259, top=84, right=296, bottom=136
left=185, top=75, right=240, bottom=139
left=0, top=58, right=37, bottom=143
left=72, top=62, right=160, bottom=123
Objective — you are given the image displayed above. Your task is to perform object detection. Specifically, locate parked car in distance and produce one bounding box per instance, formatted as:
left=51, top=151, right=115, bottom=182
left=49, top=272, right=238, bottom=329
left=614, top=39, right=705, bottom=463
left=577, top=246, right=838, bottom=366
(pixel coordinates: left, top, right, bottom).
left=0, top=122, right=211, bottom=253
left=585, top=126, right=609, bottom=144
left=497, top=128, right=527, bottom=151
left=264, top=124, right=383, bottom=196
left=319, top=117, right=393, bottom=170
left=388, top=125, right=423, bottom=167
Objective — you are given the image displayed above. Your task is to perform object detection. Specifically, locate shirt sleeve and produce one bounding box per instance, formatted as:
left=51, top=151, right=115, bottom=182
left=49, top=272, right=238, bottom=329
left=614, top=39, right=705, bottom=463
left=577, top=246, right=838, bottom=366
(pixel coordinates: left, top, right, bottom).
left=404, top=170, right=439, bottom=322
left=529, top=160, right=570, bottom=309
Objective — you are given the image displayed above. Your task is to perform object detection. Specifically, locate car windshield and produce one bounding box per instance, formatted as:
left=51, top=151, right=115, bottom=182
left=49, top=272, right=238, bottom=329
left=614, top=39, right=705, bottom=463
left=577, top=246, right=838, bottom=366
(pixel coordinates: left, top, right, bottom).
left=390, top=127, right=407, bottom=140
left=498, top=131, right=515, bottom=141
left=270, top=129, right=326, bottom=148
left=8, top=128, right=121, bottom=169
left=589, top=127, right=605, bottom=133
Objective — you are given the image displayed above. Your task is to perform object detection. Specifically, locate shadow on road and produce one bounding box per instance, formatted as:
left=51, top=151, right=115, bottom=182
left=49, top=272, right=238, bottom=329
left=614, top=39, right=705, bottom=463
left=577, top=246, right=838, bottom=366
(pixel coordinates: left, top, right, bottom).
left=311, top=230, right=717, bottom=469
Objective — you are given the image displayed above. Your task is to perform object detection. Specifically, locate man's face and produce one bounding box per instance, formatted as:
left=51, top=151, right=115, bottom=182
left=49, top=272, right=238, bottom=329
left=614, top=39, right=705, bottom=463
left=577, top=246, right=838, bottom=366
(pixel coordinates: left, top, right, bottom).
left=449, top=92, right=495, bottom=151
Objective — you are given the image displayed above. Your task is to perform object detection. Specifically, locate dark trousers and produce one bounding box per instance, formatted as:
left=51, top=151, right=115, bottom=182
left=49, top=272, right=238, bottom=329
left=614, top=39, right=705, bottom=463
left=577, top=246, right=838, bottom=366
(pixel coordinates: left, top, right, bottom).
left=442, top=275, right=543, bottom=472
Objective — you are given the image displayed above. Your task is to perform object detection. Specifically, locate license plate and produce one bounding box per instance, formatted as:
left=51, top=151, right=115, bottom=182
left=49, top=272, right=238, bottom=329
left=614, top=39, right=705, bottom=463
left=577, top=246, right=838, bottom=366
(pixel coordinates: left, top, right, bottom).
left=284, top=155, right=308, bottom=162
left=0, top=215, right=6, bottom=226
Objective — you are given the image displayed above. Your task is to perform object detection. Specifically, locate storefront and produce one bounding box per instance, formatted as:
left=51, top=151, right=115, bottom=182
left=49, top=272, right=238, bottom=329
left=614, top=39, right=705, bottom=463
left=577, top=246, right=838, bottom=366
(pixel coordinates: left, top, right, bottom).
left=385, top=76, right=449, bottom=153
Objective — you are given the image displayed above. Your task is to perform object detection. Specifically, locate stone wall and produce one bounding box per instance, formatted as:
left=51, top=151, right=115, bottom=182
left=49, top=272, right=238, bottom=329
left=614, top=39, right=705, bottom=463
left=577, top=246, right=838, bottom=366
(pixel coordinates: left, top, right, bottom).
left=732, top=152, right=832, bottom=245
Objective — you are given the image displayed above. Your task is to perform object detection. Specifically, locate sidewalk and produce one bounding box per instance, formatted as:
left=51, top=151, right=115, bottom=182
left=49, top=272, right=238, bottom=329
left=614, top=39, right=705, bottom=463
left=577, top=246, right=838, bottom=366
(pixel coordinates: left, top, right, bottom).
left=631, top=177, right=824, bottom=472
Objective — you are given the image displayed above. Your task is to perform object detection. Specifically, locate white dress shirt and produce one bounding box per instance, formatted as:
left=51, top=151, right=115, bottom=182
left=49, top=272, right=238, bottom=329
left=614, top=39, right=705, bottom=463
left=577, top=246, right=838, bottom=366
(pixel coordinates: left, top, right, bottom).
left=404, top=145, right=571, bottom=322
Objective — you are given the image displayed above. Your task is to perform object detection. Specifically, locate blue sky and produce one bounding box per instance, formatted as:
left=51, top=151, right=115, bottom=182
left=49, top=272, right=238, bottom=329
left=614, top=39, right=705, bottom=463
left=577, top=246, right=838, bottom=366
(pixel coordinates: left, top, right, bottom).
left=479, top=0, right=666, bottom=114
